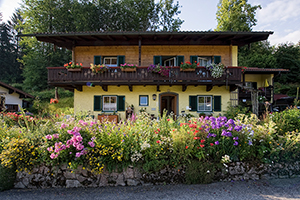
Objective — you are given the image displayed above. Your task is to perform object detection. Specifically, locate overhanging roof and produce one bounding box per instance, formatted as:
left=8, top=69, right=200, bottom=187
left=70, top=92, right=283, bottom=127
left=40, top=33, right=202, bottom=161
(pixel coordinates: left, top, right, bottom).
left=244, top=67, right=289, bottom=74
left=19, top=31, right=273, bottom=50
left=0, top=81, right=35, bottom=99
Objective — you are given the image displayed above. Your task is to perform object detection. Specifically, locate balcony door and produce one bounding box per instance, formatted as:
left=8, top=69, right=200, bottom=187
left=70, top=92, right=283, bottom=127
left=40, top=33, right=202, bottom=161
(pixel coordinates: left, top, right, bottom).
left=160, top=93, right=178, bottom=117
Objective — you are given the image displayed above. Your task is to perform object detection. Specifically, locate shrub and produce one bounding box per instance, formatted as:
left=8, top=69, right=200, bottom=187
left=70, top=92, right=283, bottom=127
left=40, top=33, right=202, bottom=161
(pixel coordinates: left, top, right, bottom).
left=185, top=160, right=216, bottom=184
left=0, top=164, right=16, bottom=191
left=271, top=107, right=300, bottom=135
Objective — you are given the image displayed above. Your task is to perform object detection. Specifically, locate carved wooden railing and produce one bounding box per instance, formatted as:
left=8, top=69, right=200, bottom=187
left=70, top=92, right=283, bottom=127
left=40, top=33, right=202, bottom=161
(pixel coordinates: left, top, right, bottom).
left=47, top=66, right=241, bottom=85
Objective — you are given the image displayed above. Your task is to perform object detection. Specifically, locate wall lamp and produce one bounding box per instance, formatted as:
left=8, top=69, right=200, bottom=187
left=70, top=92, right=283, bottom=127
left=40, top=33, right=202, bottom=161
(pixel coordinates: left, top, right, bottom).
left=152, top=94, right=157, bottom=101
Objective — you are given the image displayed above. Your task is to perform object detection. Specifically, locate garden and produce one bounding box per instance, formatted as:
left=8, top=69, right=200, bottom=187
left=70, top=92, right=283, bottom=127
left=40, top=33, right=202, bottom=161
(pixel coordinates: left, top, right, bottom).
left=1, top=105, right=300, bottom=190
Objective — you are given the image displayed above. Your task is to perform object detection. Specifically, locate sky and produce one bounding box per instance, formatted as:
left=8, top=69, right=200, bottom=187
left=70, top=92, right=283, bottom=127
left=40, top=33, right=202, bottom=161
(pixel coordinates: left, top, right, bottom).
left=0, top=0, right=299, bottom=46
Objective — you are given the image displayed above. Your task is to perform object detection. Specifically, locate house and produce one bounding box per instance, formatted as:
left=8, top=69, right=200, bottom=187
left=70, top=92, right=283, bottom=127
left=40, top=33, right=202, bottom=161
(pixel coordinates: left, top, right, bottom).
left=0, top=81, right=34, bottom=112
left=21, top=31, right=288, bottom=119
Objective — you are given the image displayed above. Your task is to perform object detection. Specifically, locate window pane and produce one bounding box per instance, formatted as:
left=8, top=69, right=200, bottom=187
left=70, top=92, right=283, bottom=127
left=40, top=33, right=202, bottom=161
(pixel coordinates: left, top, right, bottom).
left=104, top=97, right=109, bottom=103
left=140, top=96, right=148, bottom=105
left=111, top=58, right=117, bottom=65
left=111, top=97, right=116, bottom=103
left=198, top=97, right=204, bottom=103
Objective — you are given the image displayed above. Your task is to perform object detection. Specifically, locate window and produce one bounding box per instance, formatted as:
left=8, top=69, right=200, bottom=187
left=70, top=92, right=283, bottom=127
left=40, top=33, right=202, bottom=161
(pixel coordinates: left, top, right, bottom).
left=198, top=56, right=212, bottom=66
left=198, top=96, right=212, bottom=112
left=154, top=56, right=184, bottom=66
left=139, top=95, right=148, bottom=106
left=164, top=57, right=176, bottom=66
left=103, top=96, right=117, bottom=111
left=103, top=57, right=117, bottom=67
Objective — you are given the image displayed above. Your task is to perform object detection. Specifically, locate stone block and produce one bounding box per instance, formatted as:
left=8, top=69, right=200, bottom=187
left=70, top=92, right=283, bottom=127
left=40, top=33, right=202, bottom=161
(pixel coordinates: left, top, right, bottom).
left=64, top=171, right=76, bottom=179
left=66, top=180, right=82, bottom=188
left=123, top=168, right=134, bottom=179
left=127, top=179, right=140, bottom=186
left=14, top=181, right=26, bottom=189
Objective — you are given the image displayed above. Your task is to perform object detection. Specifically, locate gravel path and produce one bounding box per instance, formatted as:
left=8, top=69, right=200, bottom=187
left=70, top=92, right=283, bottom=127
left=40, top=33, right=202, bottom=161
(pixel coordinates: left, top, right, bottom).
left=1, top=178, right=300, bottom=200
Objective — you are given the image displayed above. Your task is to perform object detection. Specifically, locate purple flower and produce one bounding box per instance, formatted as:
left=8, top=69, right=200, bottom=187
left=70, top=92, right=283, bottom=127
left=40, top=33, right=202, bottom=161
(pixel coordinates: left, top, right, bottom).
left=75, top=152, right=81, bottom=157
left=215, top=141, right=219, bottom=145
left=227, top=126, right=233, bottom=131
left=76, top=135, right=83, bottom=142
left=88, top=141, right=95, bottom=148
left=60, top=123, right=68, bottom=129
left=248, top=140, right=253, bottom=145
left=221, top=130, right=232, bottom=137
left=233, top=141, right=238, bottom=146
left=234, top=126, right=243, bottom=132
left=233, top=137, right=238, bottom=140
left=53, top=134, right=59, bottom=139
left=50, top=153, right=56, bottom=159
left=47, top=147, right=53, bottom=152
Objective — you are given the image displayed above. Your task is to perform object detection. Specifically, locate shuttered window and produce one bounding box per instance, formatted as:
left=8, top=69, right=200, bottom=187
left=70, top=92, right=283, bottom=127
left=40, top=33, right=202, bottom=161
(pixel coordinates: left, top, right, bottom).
left=214, top=56, right=221, bottom=64
left=117, top=96, right=125, bottom=111
left=94, top=96, right=101, bottom=111
left=117, top=55, right=125, bottom=66
left=190, top=56, right=198, bottom=64
left=176, top=56, right=184, bottom=66
left=94, top=56, right=101, bottom=65
left=213, top=96, right=222, bottom=112
left=189, top=96, right=197, bottom=111
left=153, top=56, right=162, bottom=65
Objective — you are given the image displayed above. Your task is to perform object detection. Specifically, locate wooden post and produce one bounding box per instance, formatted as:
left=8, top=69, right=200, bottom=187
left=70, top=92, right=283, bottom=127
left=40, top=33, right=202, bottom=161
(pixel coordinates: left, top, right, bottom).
left=138, top=37, right=141, bottom=66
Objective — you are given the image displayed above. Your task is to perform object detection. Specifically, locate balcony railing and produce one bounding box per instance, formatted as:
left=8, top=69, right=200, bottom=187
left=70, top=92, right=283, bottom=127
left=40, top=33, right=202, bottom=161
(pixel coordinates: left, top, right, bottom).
left=47, top=66, right=241, bottom=86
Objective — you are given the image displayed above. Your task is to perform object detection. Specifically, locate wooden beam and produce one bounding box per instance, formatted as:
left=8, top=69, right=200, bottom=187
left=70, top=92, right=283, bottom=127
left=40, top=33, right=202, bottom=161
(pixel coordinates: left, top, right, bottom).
left=8, top=89, right=14, bottom=94
left=230, top=85, right=238, bottom=92
left=107, top=35, right=115, bottom=41
left=139, top=37, right=141, bottom=66
left=206, top=85, right=213, bottom=92
left=168, top=35, right=173, bottom=40
left=91, top=35, right=102, bottom=40
left=156, top=85, right=160, bottom=92
left=182, top=85, right=187, bottom=92
left=101, top=85, right=108, bottom=92
left=128, top=85, right=133, bottom=92
left=72, top=85, right=82, bottom=91
left=123, top=35, right=129, bottom=41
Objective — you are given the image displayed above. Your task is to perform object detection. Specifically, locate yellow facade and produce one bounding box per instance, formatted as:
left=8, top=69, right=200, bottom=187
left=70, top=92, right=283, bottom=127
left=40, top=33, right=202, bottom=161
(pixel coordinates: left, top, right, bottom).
left=74, top=85, right=231, bottom=118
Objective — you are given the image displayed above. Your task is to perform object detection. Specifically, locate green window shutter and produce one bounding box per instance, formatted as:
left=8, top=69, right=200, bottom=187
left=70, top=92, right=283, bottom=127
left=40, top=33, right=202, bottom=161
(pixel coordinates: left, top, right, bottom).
left=213, top=96, right=222, bottom=112
left=214, top=56, right=221, bottom=64
left=189, top=96, right=197, bottom=111
left=176, top=56, right=184, bottom=66
left=117, top=55, right=125, bottom=66
left=117, top=96, right=125, bottom=111
left=190, top=56, right=198, bottom=64
left=94, top=96, right=101, bottom=111
left=94, top=56, right=101, bottom=65
left=153, top=56, right=162, bottom=65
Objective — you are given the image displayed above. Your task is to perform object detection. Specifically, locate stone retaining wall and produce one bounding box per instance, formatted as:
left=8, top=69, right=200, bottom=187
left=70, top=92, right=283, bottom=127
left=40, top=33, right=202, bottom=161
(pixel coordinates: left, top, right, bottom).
left=14, top=162, right=300, bottom=189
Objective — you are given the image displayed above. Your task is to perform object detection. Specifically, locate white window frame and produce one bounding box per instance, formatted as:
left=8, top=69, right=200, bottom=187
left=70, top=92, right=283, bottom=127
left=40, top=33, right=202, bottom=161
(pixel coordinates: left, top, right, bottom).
left=103, top=57, right=117, bottom=67
left=103, top=96, right=117, bottom=111
left=197, top=96, right=212, bottom=112
left=198, top=56, right=212, bottom=66
left=164, top=57, right=176, bottom=66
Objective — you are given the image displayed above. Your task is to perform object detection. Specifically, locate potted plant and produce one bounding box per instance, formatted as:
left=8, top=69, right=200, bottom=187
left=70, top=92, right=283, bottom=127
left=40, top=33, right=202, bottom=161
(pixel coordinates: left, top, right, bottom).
left=64, top=62, right=83, bottom=72
left=180, top=61, right=198, bottom=71
left=90, top=64, right=109, bottom=73
left=120, top=63, right=137, bottom=72
left=147, top=64, right=170, bottom=77
left=205, top=63, right=225, bottom=78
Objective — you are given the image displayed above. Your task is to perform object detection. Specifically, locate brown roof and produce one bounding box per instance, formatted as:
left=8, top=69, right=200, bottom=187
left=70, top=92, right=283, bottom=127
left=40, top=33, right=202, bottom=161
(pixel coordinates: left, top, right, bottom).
left=0, top=81, right=34, bottom=99
left=244, top=67, right=289, bottom=74
left=19, top=31, right=273, bottom=50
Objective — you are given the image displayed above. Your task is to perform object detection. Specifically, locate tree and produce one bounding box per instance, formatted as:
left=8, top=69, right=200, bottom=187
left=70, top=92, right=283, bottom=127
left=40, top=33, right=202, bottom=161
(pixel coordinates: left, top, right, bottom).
left=238, top=41, right=276, bottom=68
left=215, top=0, right=261, bottom=31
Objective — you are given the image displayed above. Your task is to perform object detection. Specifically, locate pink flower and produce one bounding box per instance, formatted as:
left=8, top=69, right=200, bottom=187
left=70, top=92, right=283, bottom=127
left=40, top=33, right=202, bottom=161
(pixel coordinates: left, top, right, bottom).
left=53, top=134, right=59, bottom=139
left=76, top=135, right=83, bottom=142
left=88, top=141, right=95, bottom=147
left=50, top=153, right=56, bottom=159
left=76, top=144, right=84, bottom=151
left=47, top=147, right=53, bottom=152
left=60, top=123, right=68, bottom=129
left=75, top=152, right=81, bottom=157
left=45, top=135, right=52, bottom=140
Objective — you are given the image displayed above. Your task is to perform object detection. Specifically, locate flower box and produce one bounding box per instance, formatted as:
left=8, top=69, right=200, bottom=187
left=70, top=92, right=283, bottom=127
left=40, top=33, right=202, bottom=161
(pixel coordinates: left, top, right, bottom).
left=98, top=114, right=118, bottom=123
left=121, top=68, right=136, bottom=72
left=67, top=68, right=82, bottom=72
left=180, top=68, right=195, bottom=72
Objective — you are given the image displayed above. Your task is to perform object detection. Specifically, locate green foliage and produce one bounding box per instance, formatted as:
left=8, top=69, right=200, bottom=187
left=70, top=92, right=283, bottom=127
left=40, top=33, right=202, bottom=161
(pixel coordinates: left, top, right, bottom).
left=0, top=164, right=16, bottom=191
left=273, top=43, right=300, bottom=84
left=271, top=107, right=300, bottom=135
left=215, top=0, right=261, bottom=31
left=224, top=103, right=250, bottom=120
left=185, top=160, right=216, bottom=184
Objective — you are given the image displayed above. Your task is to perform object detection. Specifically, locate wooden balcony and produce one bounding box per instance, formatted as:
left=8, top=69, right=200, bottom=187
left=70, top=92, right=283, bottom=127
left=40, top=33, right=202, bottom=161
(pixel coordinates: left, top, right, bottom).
left=47, top=66, right=242, bottom=91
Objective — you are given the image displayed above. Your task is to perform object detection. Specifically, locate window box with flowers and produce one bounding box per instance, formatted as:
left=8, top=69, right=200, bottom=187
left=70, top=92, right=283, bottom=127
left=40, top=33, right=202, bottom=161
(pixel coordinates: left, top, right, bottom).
left=90, top=64, right=109, bottom=73
left=180, top=61, right=198, bottom=71
left=205, top=63, right=225, bottom=79
left=147, top=64, right=170, bottom=77
left=64, top=62, right=83, bottom=72
left=120, top=63, right=137, bottom=72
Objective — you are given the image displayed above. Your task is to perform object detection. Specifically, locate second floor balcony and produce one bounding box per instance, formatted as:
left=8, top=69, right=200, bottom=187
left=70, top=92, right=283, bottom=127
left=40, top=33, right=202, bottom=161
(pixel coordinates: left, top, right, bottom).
left=47, top=66, right=242, bottom=91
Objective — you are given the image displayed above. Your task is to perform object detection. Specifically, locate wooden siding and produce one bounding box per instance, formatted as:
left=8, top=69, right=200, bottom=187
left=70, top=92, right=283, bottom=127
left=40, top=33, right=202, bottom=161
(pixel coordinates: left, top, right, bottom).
left=75, top=45, right=233, bottom=67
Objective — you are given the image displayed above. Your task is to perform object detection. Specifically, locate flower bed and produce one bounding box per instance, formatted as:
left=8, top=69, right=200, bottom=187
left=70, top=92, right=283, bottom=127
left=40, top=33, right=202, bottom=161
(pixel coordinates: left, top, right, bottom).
left=1, top=108, right=300, bottom=188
